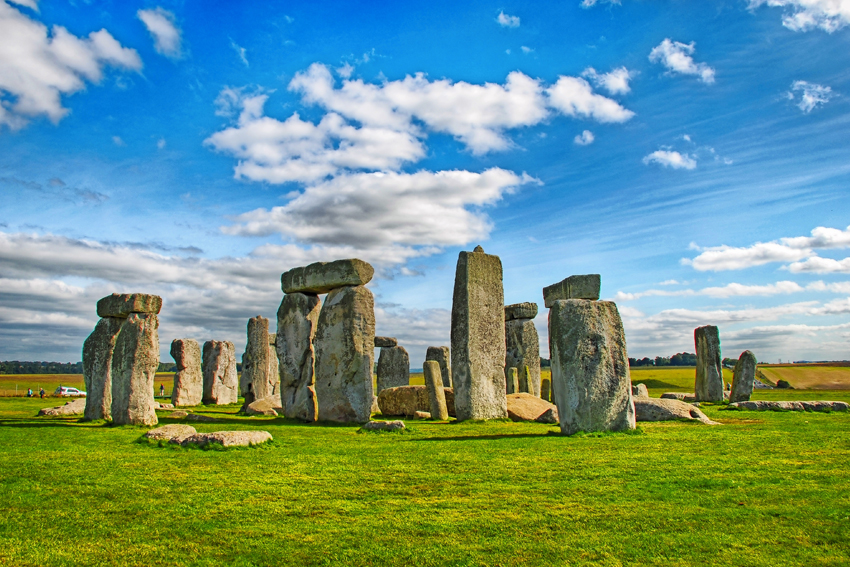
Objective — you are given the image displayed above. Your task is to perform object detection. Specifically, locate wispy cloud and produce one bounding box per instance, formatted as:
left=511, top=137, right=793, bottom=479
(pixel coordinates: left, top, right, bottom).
left=137, top=7, right=183, bottom=59
left=642, top=150, right=697, bottom=169
left=788, top=80, right=834, bottom=112
left=574, top=130, right=594, bottom=145
left=581, top=66, right=635, bottom=95
left=230, top=39, right=249, bottom=67
left=496, top=11, right=520, bottom=27
left=748, top=0, right=850, bottom=33
left=649, top=38, right=715, bottom=84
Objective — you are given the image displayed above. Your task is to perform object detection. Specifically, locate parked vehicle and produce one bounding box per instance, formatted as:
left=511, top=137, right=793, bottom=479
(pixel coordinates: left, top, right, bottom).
left=53, top=386, right=86, bottom=397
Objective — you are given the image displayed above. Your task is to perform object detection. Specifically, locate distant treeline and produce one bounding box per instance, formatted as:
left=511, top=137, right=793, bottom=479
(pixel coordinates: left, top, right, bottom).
left=628, top=353, right=698, bottom=367
left=0, top=361, right=83, bottom=374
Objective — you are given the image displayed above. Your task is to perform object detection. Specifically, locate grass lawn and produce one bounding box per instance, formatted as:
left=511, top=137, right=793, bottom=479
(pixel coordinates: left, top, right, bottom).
left=759, top=366, right=850, bottom=390
left=1, top=392, right=849, bottom=566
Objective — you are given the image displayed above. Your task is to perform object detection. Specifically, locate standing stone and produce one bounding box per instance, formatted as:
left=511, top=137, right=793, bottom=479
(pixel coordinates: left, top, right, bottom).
left=451, top=246, right=507, bottom=421
left=267, top=333, right=279, bottom=397
left=541, top=378, right=551, bottom=402
left=277, top=292, right=321, bottom=422
left=314, top=285, right=375, bottom=422
left=170, top=339, right=203, bottom=407
left=505, top=367, right=519, bottom=394
left=730, top=350, right=757, bottom=403
left=423, top=360, right=449, bottom=420
left=111, top=313, right=159, bottom=426
left=202, top=340, right=238, bottom=405
left=82, top=317, right=123, bottom=420
left=549, top=299, right=635, bottom=435
left=425, top=346, right=452, bottom=388
left=281, top=258, right=374, bottom=294
left=506, top=318, right=541, bottom=397
left=375, top=336, right=398, bottom=348
left=543, top=275, right=601, bottom=308
left=376, top=345, right=410, bottom=392
left=240, top=316, right=272, bottom=403
left=694, top=325, right=723, bottom=402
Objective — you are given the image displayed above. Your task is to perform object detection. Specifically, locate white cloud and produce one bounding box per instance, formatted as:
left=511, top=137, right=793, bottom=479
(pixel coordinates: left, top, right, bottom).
left=157, top=137, right=166, bottom=149
left=684, top=225, right=850, bottom=271
left=648, top=39, right=715, bottom=84
left=581, top=0, right=622, bottom=7
left=581, top=66, right=634, bottom=95
left=137, top=8, right=182, bottom=59
left=748, top=0, right=850, bottom=32
left=788, top=256, right=850, bottom=273
left=230, top=39, right=248, bottom=67
left=615, top=280, right=807, bottom=301
left=521, top=46, right=534, bottom=54
left=788, top=80, right=833, bottom=112
left=546, top=76, right=635, bottom=123
left=111, top=135, right=125, bottom=146
left=336, top=62, right=354, bottom=78
left=0, top=1, right=142, bottom=130
left=496, top=11, right=520, bottom=27
left=574, top=130, right=595, bottom=145
left=642, top=150, right=697, bottom=169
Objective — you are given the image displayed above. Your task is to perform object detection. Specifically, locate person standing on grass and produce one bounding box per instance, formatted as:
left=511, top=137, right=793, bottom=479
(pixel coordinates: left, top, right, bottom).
left=160, top=384, right=165, bottom=397
left=39, top=388, right=45, bottom=399
left=27, top=388, right=33, bottom=397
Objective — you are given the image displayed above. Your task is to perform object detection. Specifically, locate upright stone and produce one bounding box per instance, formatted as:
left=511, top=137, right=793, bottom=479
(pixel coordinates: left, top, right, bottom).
left=541, top=378, right=551, bottom=402
left=96, top=293, right=162, bottom=318
left=82, top=317, right=123, bottom=420
left=268, top=333, right=279, bottom=396
left=730, top=350, right=757, bottom=403
left=240, top=316, right=271, bottom=403
left=505, top=367, right=519, bottom=394
left=202, top=340, right=238, bottom=404
left=110, top=313, right=159, bottom=426
left=694, top=325, right=723, bottom=402
left=506, top=318, right=541, bottom=397
left=376, top=345, right=410, bottom=392
left=549, top=299, right=635, bottom=435
left=170, top=339, right=203, bottom=407
left=423, top=360, right=449, bottom=420
left=451, top=246, right=507, bottom=421
left=314, top=285, right=375, bottom=422
left=277, top=292, right=321, bottom=422
left=543, top=275, right=601, bottom=308
left=425, top=346, right=452, bottom=387
left=281, top=258, right=374, bottom=294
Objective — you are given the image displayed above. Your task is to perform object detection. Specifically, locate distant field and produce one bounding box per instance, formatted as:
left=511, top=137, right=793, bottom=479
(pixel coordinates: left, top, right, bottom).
left=0, top=373, right=176, bottom=397
left=759, top=366, right=850, bottom=390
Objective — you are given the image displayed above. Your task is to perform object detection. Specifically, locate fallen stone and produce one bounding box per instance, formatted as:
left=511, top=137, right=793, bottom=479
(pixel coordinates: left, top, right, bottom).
left=277, top=292, right=321, bottom=422
left=414, top=411, right=431, bottom=419
left=695, top=325, right=723, bottom=402
left=425, top=346, right=452, bottom=388
left=661, top=392, right=697, bottom=402
left=244, top=396, right=282, bottom=416
left=726, top=400, right=849, bottom=412
left=314, top=285, right=375, bottom=422
left=181, top=430, right=273, bottom=448
left=451, top=247, right=507, bottom=421
left=362, top=420, right=405, bottom=432
left=156, top=402, right=174, bottom=409
left=37, top=398, right=86, bottom=417
left=185, top=413, right=220, bottom=423
left=730, top=350, right=757, bottom=403
left=505, top=367, right=519, bottom=394
left=202, top=340, right=238, bottom=405
left=504, top=302, right=538, bottom=321
left=506, top=393, right=559, bottom=423
left=111, top=313, right=159, bottom=426
left=143, top=424, right=197, bottom=442
left=376, top=345, right=410, bottom=392
left=543, top=275, right=601, bottom=308
left=541, top=378, right=551, bottom=402
left=374, top=336, right=398, bottom=348
left=82, top=316, right=123, bottom=421
left=632, top=383, right=649, bottom=398
left=169, top=410, right=189, bottom=418
left=281, top=258, right=374, bottom=294
left=378, top=385, right=456, bottom=417
left=635, top=398, right=719, bottom=425
left=549, top=299, right=635, bottom=435
left=424, top=360, right=449, bottom=421
left=506, top=318, right=541, bottom=396
left=96, top=293, right=162, bottom=318
left=170, top=339, right=203, bottom=407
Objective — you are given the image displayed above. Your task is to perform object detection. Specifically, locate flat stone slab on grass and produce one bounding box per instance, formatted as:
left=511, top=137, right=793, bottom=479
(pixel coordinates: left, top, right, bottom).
left=504, top=302, right=538, bottom=321
left=661, top=392, right=697, bottom=402
left=727, top=401, right=849, bottom=412
left=181, top=430, right=273, bottom=448
left=378, top=385, right=456, bottom=417
left=543, top=275, right=600, bottom=308
left=143, top=424, right=197, bottom=442
left=635, top=398, right=719, bottom=425
left=38, top=398, right=86, bottom=417
left=362, top=420, right=405, bottom=432
left=97, top=293, right=162, bottom=318
left=281, top=258, right=374, bottom=294
left=244, top=397, right=281, bottom=416
left=506, top=393, right=558, bottom=423
left=185, top=414, right=220, bottom=423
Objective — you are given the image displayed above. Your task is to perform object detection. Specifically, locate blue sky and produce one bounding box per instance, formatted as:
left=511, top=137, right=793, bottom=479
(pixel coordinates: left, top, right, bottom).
left=1, top=0, right=850, bottom=366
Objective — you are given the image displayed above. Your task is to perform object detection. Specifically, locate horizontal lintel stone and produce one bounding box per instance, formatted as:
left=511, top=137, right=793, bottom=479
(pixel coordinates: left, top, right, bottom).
left=542, top=274, right=600, bottom=308
left=281, top=258, right=374, bottom=294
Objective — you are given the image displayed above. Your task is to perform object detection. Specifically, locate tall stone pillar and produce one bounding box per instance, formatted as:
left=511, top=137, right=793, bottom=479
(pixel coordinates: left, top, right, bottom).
left=425, top=346, right=452, bottom=387
left=82, top=316, right=123, bottom=420
left=695, top=325, right=723, bottom=402
left=202, top=340, right=238, bottom=404
left=376, top=345, right=410, bottom=392
left=730, top=350, right=757, bottom=403
left=170, top=339, right=203, bottom=406
left=240, top=316, right=271, bottom=403
left=505, top=302, right=541, bottom=397
left=277, top=292, right=321, bottom=422
left=424, top=360, right=449, bottom=421
left=111, top=312, right=160, bottom=426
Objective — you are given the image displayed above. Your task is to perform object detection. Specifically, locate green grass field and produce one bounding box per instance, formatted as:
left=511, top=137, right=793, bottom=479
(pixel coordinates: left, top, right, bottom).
left=759, top=366, right=850, bottom=390
left=2, top=389, right=850, bottom=566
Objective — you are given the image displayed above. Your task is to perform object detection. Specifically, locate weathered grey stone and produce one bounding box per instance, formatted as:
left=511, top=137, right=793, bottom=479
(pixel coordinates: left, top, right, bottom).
left=37, top=398, right=86, bottom=417
left=170, top=339, right=203, bottom=407
left=505, top=367, right=519, bottom=394
left=506, top=318, right=541, bottom=397
left=202, top=340, right=238, bottom=405
left=695, top=325, right=723, bottom=402
left=181, top=430, right=273, bottom=447
left=451, top=247, right=507, bottom=421
left=726, top=400, right=848, bottom=412
left=543, top=275, right=601, bottom=308
left=155, top=402, right=174, bottom=409
left=506, top=393, right=559, bottom=423
left=185, top=413, right=220, bottom=423
left=168, top=410, right=189, bottom=418
left=504, top=302, right=538, bottom=321
left=424, top=360, right=449, bottom=420
left=244, top=396, right=281, bottom=416
left=635, top=398, right=719, bottom=425
left=425, top=346, right=452, bottom=387
left=281, top=258, right=374, bottom=294
left=314, top=285, right=375, bottom=422
left=268, top=333, right=276, bottom=346
left=661, top=392, right=697, bottom=402
left=96, top=293, right=162, bottom=318
left=631, top=383, right=649, bottom=398
left=549, top=299, right=635, bottom=435
left=378, top=385, right=456, bottom=417
left=374, top=336, right=397, bottom=348
left=143, top=424, right=197, bottom=442
left=541, top=378, right=551, bottom=402
left=376, top=345, right=410, bottom=392
left=362, top=420, right=405, bottom=432
left=241, top=316, right=279, bottom=403
left=110, top=313, right=159, bottom=426
left=276, top=292, right=321, bottom=422
left=414, top=410, right=431, bottom=419
left=730, top=350, right=757, bottom=403
left=82, top=316, right=123, bottom=420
